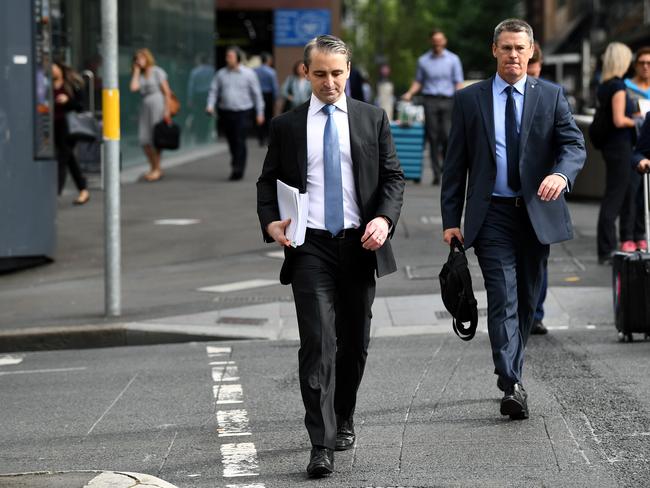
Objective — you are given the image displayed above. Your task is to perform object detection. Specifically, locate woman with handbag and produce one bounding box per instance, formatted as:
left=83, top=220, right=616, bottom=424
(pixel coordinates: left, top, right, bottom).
left=52, top=62, right=89, bottom=205
left=130, top=48, right=173, bottom=182
left=595, top=43, right=637, bottom=264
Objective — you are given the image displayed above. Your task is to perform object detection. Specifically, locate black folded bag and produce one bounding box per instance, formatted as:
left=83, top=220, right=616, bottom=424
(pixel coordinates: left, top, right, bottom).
left=153, top=120, right=181, bottom=150
left=439, top=237, right=478, bottom=341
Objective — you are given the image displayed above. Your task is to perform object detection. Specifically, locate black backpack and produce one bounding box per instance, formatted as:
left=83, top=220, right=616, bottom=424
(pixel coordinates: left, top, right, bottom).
left=438, top=237, right=478, bottom=341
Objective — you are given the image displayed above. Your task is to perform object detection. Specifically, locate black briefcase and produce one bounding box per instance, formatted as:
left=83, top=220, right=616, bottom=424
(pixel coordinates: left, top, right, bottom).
left=153, top=120, right=181, bottom=150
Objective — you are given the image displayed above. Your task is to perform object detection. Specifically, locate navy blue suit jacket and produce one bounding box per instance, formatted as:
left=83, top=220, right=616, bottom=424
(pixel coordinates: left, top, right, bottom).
left=633, top=112, right=650, bottom=166
left=441, top=76, right=586, bottom=248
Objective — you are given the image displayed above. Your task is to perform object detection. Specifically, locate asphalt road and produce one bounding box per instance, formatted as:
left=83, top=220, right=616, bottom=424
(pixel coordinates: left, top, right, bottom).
left=1, top=329, right=649, bottom=487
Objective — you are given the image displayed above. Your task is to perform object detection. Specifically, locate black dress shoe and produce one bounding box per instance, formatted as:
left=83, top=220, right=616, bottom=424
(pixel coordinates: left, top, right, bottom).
left=500, top=383, right=529, bottom=420
left=306, top=446, right=334, bottom=477
left=229, top=171, right=243, bottom=181
left=530, top=320, right=548, bottom=335
left=335, top=418, right=355, bottom=451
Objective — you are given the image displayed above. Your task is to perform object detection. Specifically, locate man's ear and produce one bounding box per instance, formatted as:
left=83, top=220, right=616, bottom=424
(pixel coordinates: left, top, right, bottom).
left=347, top=62, right=351, bottom=79
left=492, top=43, right=498, bottom=59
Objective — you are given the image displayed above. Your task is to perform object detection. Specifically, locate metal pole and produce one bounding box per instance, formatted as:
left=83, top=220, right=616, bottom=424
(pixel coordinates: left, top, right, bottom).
left=101, top=0, right=121, bottom=316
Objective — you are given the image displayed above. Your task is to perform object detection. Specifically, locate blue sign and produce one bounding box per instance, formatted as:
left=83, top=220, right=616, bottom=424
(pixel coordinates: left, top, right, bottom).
left=274, top=9, right=331, bottom=47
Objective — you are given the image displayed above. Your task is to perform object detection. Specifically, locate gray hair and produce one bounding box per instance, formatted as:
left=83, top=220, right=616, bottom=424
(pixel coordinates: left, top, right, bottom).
left=493, top=18, right=534, bottom=46
left=303, top=35, right=351, bottom=67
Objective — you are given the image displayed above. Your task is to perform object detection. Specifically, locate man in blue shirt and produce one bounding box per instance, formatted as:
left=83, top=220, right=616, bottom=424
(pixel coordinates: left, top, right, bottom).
left=254, top=52, right=279, bottom=147
left=403, top=29, right=464, bottom=185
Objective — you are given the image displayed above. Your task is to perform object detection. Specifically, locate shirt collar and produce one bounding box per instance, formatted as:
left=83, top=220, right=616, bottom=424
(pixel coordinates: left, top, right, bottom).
left=429, top=49, right=448, bottom=58
left=494, top=73, right=527, bottom=96
left=309, top=93, right=349, bottom=116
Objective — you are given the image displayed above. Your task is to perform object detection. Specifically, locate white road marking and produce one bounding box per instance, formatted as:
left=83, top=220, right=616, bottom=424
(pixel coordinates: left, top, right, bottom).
left=212, top=364, right=240, bottom=383
left=214, top=384, right=244, bottom=404
left=226, top=484, right=266, bottom=488
left=210, top=360, right=236, bottom=366
left=217, top=409, right=252, bottom=437
left=561, top=414, right=591, bottom=465
left=198, top=279, right=279, bottom=293
left=0, top=355, right=24, bottom=366
left=0, top=367, right=86, bottom=376
left=546, top=326, right=570, bottom=330
left=154, top=219, right=201, bottom=226
left=586, top=325, right=597, bottom=330
left=221, top=443, right=261, bottom=478
left=265, top=251, right=285, bottom=259
left=87, top=374, right=139, bottom=435
left=207, top=346, right=232, bottom=357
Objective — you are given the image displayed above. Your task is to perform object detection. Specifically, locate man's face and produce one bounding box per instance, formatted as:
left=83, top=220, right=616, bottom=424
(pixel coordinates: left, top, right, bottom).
left=304, top=49, right=350, bottom=104
left=635, top=54, right=650, bottom=80
left=431, top=33, right=447, bottom=54
left=492, top=31, right=533, bottom=83
left=527, top=60, right=541, bottom=78
left=225, top=50, right=238, bottom=68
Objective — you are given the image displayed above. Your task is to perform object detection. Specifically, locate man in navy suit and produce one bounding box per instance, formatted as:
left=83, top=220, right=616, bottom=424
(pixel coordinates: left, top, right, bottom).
left=441, top=19, right=585, bottom=420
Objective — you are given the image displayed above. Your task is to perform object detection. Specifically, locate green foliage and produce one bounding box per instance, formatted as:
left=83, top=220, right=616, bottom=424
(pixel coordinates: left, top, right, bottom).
left=343, top=0, right=521, bottom=93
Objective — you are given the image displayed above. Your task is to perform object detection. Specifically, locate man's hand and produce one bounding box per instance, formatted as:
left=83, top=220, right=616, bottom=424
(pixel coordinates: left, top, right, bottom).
left=537, top=174, right=567, bottom=202
left=401, top=92, right=413, bottom=102
left=256, top=114, right=265, bottom=126
left=205, top=106, right=214, bottom=116
left=638, top=158, right=650, bottom=173
left=361, top=217, right=390, bottom=251
left=266, top=219, right=292, bottom=247
left=443, top=227, right=464, bottom=245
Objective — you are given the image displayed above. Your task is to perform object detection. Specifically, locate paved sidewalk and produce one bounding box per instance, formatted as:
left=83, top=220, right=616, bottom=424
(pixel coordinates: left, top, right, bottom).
left=0, top=470, right=178, bottom=487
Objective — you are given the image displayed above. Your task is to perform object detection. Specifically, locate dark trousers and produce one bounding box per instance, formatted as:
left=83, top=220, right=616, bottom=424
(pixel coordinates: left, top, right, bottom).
left=422, top=96, right=453, bottom=180
left=218, top=109, right=252, bottom=177
left=534, top=265, right=548, bottom=322
left=620, top=171, right=646, bottom=242
left=289, top=231, right=376, bottom=449
left=597, top=143, right=633, bottom=258
left=257, top=92, right=274, bottom=145
left=55, top=124, right=87, bottom=194
left=473, top=201, right=549, bottom=387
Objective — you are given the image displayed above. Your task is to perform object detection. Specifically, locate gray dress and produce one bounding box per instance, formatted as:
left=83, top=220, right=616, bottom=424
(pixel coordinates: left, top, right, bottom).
left=138, top=66, right=166, bottom=146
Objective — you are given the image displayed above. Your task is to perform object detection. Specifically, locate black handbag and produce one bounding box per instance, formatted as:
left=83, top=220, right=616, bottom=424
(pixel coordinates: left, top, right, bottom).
left=439, top=237, right=478, bottom=341
left=153, top=120, right=181, bottom=150
left=66, top=111, right=100, bottom=141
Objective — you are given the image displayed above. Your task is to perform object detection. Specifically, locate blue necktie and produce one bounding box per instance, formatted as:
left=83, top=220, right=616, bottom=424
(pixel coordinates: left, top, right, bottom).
left=323, top=104, right=344, bottom=236
left=505, top=86, right=521, bottom=192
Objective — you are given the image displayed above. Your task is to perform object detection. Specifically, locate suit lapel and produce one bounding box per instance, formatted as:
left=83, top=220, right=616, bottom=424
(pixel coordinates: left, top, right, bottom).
left=292, top=102, right=309, bottom=190
left=477, top=78, right=497, bottom=165
left=346, top=97, right=362, bottom=185
left=519, top=77, right=540, bottom=159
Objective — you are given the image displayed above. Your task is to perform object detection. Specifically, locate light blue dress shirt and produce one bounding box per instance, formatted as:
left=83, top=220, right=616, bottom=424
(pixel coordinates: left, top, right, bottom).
left=492, top=73, right=526, bottom=197
left=415, top=49, right=464, bottom=97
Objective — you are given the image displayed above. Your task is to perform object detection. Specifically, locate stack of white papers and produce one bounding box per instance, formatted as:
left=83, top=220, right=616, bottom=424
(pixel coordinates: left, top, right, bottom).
left=277, top=180, right=309, bottom=247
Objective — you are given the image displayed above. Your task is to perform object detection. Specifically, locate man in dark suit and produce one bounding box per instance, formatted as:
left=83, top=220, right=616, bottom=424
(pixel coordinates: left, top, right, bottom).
left=441, top=19, right=585, bottom=420
left=257, top=35, right=404, bottom=477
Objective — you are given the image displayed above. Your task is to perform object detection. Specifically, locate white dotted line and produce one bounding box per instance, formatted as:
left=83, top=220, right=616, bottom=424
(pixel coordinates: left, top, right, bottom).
left=206, top=346, right=265, bottom=485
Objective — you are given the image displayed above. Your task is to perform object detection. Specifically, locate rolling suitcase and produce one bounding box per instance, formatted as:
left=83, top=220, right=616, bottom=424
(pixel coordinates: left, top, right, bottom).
left=612, top=171, right=650, bottom=342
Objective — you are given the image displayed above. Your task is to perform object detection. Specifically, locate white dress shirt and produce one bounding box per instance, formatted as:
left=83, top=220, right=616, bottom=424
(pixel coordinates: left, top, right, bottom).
left=306, top=94, right=361, bottom=230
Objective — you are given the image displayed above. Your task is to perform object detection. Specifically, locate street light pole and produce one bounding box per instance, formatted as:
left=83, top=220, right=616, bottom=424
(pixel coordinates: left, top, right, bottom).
left=101, top=0, right=121, bottom=316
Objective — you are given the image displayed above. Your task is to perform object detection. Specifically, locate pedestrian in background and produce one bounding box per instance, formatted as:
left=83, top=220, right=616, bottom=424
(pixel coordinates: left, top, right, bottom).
left=279, top=60, right=311, bottom=113
left=129, top=48, right=173, bottom=182
left=403, top=29, right=464, bottom=185
left=206, top=46, right=264, bottom=181
left=254, top=52, right=279, bottom=147
left=257, top=35, right=404, bottom=477
left=52, top=61, right=89, bottom=205
left=441, top=18, right=585, bottom=420
left=376, top=64, right=395, bottom=120
left=621, top=47, right=650, bottom=252
left=595, top=42, right=637, bottom=264
left=186, top=53, right=215, bottom=144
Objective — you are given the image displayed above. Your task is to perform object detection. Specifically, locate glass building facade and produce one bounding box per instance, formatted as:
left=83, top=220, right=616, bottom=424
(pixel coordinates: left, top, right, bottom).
left=50, top=0, right=215, bottom=167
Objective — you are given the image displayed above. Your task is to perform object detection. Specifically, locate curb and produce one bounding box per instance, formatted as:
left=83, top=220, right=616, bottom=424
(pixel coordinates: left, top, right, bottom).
left=0, top=322, right=257, bottom=353
left=0, top=470, right=178, bottom=488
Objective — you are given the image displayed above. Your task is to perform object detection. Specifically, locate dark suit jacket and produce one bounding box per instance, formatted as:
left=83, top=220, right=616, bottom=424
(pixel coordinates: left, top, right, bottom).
left=257, top=96, right=405, bottom=284
left=633, top=112, right=650, bottom=166
left=441, top=76, right=586, bottom=248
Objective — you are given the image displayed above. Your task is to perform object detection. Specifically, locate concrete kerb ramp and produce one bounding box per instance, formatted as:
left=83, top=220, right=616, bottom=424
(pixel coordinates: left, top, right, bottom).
left=0, top=470, right=178, bottom=488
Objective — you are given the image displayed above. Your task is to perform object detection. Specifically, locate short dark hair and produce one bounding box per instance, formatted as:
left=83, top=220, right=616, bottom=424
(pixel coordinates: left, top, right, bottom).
left=635, top=46, right=650, bottom=63
left=303, top=35, right=351, bottom=67
left=530, top=42, right=543, bottom=64
left=226, top=46, right=242, bottom=63
left=493, top=18, right=534, bottom=46
left=260, top=51, right=272, bottom=64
